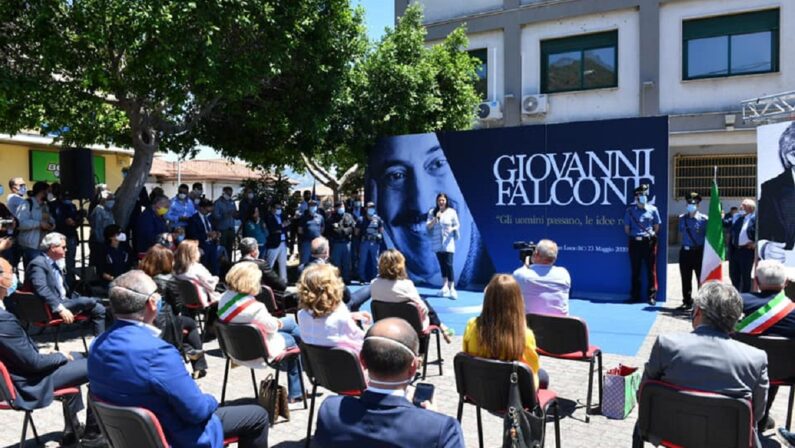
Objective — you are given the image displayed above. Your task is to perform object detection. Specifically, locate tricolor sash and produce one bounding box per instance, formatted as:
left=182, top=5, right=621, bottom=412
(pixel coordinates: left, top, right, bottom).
left=735, top=291, right=795, bottom=335
left=218, top=292, right=256, bottom=323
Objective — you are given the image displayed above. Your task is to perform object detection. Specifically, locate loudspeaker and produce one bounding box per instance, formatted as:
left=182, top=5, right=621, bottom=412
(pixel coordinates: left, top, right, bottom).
left=59, top=148, right=95, bottom=200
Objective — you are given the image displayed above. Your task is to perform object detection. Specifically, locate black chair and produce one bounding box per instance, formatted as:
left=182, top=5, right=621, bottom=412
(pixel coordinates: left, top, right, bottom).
left=634, top=380, right=753, bottom=448
left=300, top=342, right=367, bottom=447
left=527, top=312, right=602, bottom=422
left=175, top=278, right=215, bottom=336
left=8, top=290, right=89, bottom=352
left=0, top=360, right=80, bottom=448
left=215, top=322, right=307, bottom=413
left=371, top=300, right=443, bottom=379
left=453, top=353, right=561, bottom=448
left=733, top=333, right=795, bottom=430
left=90, top=398, right=239, bottom=447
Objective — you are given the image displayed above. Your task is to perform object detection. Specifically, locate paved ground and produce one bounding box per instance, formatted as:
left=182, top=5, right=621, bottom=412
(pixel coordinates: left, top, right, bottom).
left=2, top=262, right=791, bottom=447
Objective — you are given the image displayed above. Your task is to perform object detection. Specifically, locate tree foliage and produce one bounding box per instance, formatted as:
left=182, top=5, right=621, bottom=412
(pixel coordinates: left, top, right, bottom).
left=0, top=0, right=364, bottom=227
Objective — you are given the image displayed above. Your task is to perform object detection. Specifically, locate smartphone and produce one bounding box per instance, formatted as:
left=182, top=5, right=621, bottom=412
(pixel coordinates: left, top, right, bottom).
left=412, top=382, right=435, bottom=407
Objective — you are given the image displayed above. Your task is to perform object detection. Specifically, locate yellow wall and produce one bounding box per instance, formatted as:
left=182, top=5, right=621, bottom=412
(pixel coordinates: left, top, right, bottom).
left=0, top=142, right=132, bottom=192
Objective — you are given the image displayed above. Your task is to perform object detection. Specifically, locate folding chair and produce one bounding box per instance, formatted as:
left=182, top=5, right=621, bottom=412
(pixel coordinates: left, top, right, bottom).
left=371, top=300, right=443, bottom=379
left=175, top=278, right=215, bottom=337
left=8, top=290, right=89, bottom=352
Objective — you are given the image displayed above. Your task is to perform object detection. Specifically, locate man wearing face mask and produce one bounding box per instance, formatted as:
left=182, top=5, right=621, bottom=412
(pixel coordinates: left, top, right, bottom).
left=166, top=183, right=196, bottom=230
left=7, top=177, right=27, bottom=218
left=297, top=199, right=324, bottom=266
left=624, top=184, right=661, bottom=305
left=135, top=196, right=170, bottom=255
left=314, top=318, right=464, bottom=447
left=677, top=192, right=707, bottom=310
left=325, top=201, right=356, bottom=284
left=348, top=198, right=363, bottom=280
left=355, top=202, right=384, bottom=284
left=16, top=181, right=56, bottom=268
left=189, top=182, right=205, bottom=205
left=730, top=198, right=757, bottom=293
left=88, top=191, right=116, bottom=269
left=187, top=199, right=225, bottom=276
left=212, top=186, right=238, bottom=261
left=265, top=201, right=290, bottom=283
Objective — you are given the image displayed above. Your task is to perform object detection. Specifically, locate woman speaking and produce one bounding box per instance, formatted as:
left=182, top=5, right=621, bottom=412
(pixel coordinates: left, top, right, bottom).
left=426, top=193, right=460, bottom=298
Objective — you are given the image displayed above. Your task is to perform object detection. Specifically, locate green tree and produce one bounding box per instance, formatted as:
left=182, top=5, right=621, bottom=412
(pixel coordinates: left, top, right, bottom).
left=0, top=0, right=363, bottom=228
left=205, top=3, right=481, bottom=200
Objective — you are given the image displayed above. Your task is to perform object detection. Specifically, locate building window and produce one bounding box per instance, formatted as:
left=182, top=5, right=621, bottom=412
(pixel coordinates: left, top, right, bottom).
left=469, top=49, right=488, bottom=99
left=673, top=154, right=756, bottom=199
left=683, top=9, right=779, bottom=80
left=541, top=30, right=618, bottom=94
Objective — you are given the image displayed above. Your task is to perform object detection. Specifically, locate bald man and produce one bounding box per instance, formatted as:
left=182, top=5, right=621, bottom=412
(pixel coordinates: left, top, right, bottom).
left=314, top=318, right=464, bottom=447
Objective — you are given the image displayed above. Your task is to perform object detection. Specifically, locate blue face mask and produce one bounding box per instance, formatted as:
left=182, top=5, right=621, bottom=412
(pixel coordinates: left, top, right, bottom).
left=686, top=204, right=697, bottom=214
left=638, top=195, right=648, bottom=205
left=275, top=208, right=282, bottom=216
left=6, top=274, right=18, bottom=297
left=337, top=207, right=345, bottom=215
left=156, top=298, right=163, bottom=313
left=176, top=234, right=185, bottom=243
left=0, top=186, right=4, bottom=196
left=367, top=208, right=375, bottom=216
left=309, top=206, right=317, bottom=214
left=354, top=201, right=361, bottom=207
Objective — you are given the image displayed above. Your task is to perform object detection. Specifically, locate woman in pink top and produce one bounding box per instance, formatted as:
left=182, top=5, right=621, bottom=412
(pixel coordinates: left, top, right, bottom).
left=297, top=264, right=370, bottom=353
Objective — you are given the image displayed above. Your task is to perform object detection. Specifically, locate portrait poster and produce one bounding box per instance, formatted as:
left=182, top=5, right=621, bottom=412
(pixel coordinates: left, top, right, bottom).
left=366, top=116, right=669, bottom=301
left=756, top=120, right=795, bottom=276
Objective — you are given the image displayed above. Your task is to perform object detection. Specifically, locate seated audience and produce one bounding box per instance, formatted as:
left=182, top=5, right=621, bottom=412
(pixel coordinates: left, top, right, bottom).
left=186, top=198, right=226, bottom=276
left=738, top=259, right=794, bottom=432
left=25, top=232, right=106, bottom=336
left=641, top=281, right=768, bottom=446
left=370, top=249, right=453, bottom=343
left=140, top=245, right=207, bottom=378
left=237, top=237, right=295, bottom=311
left=218, top=262, right=304, bottom=403
left=134, top=195, right=170, bottom=255
left=88, top=271, right=269, bottom=448
left=0, top=257, right=104, bottom=447
left=301, top=236, right=370, bottom=311
left=314, top=318, right=464, bottom=447
left=174, top=239, right=220, bottom=307
left=512, top=239, right=571, bottom=316
left=463, top=274, right=547, bottom=389
left=100, top=224, right=131, bottom=286
left=297, top=263, right=368, bottom=353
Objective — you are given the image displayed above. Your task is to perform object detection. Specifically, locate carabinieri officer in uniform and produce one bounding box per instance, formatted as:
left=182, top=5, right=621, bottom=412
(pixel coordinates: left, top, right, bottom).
left=677, top=192, right=707, bottom=311
left=624, top=184, right=662, bottom=305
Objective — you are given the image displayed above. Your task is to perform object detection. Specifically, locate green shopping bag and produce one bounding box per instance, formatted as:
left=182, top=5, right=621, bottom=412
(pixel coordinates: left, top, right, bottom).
left=602, top=364, right=641, bottom=419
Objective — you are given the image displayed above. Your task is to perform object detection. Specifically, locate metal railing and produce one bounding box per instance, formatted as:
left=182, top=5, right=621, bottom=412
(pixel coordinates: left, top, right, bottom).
left=673, top=153, right=756, bottom=199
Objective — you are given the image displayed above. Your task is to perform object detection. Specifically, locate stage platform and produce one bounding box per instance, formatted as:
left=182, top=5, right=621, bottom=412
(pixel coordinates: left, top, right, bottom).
left=356, top=286, right=659, bottom=357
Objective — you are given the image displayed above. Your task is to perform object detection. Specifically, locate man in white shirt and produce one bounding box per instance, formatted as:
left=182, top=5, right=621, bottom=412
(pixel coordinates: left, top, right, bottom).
left=513, top=239, right=571, bottom=316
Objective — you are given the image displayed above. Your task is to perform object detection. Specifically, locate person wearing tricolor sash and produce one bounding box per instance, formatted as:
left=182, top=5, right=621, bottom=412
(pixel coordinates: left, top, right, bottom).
left=217, top=262, right=304, bottom=403
left=738, top=259, right=795, bottom=433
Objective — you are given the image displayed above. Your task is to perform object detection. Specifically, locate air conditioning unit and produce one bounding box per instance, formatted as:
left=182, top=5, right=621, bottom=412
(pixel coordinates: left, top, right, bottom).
left=521, top=94, right=548, bottom=115
left=477, top=100, right=503, bottom=121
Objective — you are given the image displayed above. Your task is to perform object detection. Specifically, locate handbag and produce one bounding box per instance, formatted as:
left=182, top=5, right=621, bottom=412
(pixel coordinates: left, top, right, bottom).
left=602, top=364, right=641, bottom=419
left=502, top=364, right=541, bottom=448
left=258, top=374, right=290, bottom=423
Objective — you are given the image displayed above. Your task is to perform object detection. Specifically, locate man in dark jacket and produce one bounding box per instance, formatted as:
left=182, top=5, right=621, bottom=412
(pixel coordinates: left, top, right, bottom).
left=237, top=237, right=294, bottom=311
left=325, top=201, right=356, bottom=283
left=134, top=196, right=169, bottom=255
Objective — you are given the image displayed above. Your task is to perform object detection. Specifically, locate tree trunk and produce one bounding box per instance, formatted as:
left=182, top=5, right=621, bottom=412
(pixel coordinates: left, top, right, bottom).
left=113, top=139, right=157, bottom=230
left=300, top=153, right=362, bottom=204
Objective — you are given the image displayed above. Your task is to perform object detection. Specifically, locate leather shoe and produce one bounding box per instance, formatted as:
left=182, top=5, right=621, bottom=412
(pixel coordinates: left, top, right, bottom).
left=676, top=302, right=692, bottom=311
left=779, top=427, right=795, bottom=447
left=648, top=296, right=657, bottom=306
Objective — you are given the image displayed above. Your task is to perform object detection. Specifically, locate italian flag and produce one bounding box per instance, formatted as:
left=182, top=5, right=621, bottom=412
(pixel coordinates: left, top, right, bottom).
left=700, top=180, right=725, bottom=283
left=735, top=291, right=795, bottom=334
left=218, top=293, right=255, bottom=323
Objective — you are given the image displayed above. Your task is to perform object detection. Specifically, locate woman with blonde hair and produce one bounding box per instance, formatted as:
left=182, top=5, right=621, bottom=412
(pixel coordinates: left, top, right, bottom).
left=370, top=249, right=454, bottom=343
left=463, top=274, right=548, bottom=388
left=297, top=263, right=369, bottom=353
left=218, top=261, right=304, bottom=403
left=173, top=239, right=220, bottom=306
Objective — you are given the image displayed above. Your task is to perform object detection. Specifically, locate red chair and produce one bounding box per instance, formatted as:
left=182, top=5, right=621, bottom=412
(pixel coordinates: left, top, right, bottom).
left=454, top=353, right=561, bottom=448
left=90, top=398, right=239, bottom=447
left=0, top=360, right=81, bottom=448
left=299, top=342, right=367, bottom=447
left=634, top=380, right=753, bottom=448
left=215, top=321, right=307, bottom=417
left=527, top=312, right=603, bottom=422
left=259, top=284, right=285, bottom=317
left=8, top=290, right=89, bottom=352
left=371, top=300, right=443, bottom=379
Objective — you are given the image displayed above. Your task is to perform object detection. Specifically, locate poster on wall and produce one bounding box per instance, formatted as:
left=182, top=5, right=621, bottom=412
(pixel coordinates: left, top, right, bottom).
left=29, top=149, right=106, bottom=184
left=756, top=120, right=795, bottom=277
left=365, top=116, right=669, bottom=301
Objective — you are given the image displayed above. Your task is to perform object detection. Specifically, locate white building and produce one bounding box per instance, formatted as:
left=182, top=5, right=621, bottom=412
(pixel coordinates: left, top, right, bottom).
left=396, top=0, right=793, bottom=241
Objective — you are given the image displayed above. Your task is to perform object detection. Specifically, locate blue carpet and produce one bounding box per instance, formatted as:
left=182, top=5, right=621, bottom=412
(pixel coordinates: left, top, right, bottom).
left=354, top=286, right=658, bottom=357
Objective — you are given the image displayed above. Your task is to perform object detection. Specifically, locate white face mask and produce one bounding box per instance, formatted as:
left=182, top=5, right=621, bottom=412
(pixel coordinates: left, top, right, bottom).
left=47, top=193, right=54, bottom=202
left=116, top=233, right=127, bottom=242
left=55, top=258, right=66, bottom=270
left=18, top=186, right=27, bottom=195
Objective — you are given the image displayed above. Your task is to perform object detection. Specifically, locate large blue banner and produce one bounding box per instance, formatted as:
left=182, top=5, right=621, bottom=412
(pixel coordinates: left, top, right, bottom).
left=366, top=116, right=668, bottom=301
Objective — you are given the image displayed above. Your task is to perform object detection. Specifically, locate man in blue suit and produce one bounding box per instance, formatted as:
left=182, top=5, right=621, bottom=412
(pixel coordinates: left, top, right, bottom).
left=0, top=257, right=103, bottom=446
left=314, top=318, right=464, bottom=447
left=25, top=232, right=105, bottom=335
left=730, top=199, right=757, bottom=293
left=88, top=270, right=269, bottom=448
left=134, top=196, right=170, bottom=255
left=186, top=199, right=226, bottom=276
